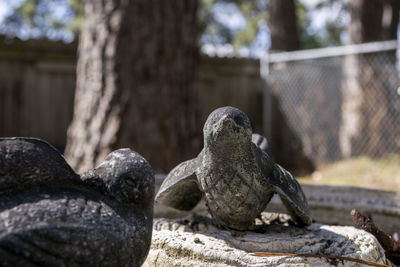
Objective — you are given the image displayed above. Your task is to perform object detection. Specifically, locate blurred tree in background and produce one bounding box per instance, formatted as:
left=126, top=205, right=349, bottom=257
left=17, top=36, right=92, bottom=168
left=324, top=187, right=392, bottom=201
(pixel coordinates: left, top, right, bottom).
left=342, top=0, right=400, bottom=157
left=65, top=0, right=200, bottom=173
left=267, top=0, right=299, bottom=51
left=348, top=0, right=399, bottom=43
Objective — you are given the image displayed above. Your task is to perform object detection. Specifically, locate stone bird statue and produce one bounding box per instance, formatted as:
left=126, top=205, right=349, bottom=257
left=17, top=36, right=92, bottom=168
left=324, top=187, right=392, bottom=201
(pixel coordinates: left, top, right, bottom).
left=0, top=137, right=154, bottom=266
left=156, top=106, right=311, bottom=230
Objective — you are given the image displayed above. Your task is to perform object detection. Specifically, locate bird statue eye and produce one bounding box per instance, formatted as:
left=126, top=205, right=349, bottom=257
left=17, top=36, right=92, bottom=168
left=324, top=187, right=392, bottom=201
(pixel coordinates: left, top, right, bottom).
left=232, top=114, right=245, bottom=128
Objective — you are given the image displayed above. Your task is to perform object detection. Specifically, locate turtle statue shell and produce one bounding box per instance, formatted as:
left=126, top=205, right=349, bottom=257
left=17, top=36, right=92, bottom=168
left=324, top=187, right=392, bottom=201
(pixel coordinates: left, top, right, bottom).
left=156, top=106, right=312, bottom=230
left=0, top=137, right=154, bottom=266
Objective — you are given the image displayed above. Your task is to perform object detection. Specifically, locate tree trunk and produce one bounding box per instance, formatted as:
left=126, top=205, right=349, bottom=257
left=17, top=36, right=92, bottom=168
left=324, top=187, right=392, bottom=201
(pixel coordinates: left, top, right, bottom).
left=267, top=0, right=300, bottom=51
left=382, top=0, right=400, bottom=41
left=66, top=0, right=200, bottom=173
left=265, top=0, right=314, bottom=175
left=340, top=0, right=398, bottom=157
left=347, top=0, right=399, bottom=42
left=348, top=0, right=383, bottom=43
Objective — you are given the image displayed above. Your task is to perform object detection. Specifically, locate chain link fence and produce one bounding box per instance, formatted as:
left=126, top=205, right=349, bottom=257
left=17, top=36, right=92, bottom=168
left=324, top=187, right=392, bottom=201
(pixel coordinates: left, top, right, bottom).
left=261, top=41, right=400, bottom=171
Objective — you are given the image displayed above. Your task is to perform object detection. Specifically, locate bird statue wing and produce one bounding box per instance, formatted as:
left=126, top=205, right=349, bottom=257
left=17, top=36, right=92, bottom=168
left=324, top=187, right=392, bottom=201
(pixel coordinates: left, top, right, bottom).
left=270, top=163, right=312, bottom=226
left=155, top=151, right=203, bottom=211
left=252, top=137, right=312, bottom=226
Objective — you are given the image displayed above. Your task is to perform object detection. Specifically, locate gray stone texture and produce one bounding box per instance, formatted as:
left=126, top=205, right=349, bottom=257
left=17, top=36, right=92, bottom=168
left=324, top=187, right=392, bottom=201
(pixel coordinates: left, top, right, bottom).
left=0, top=137, right=154, bottom=267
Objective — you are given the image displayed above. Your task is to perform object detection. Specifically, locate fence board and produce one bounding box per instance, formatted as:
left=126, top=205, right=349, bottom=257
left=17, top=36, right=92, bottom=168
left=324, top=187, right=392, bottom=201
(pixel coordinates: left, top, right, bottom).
left=0, top=37, right=262, bottom=149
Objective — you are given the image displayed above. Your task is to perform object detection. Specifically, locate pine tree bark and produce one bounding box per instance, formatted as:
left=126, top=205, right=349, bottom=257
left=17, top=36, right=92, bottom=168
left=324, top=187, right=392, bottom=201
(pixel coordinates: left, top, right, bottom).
left=66, top=0, right=200, bottom=173
left=267, top=0, right=300, bottom=51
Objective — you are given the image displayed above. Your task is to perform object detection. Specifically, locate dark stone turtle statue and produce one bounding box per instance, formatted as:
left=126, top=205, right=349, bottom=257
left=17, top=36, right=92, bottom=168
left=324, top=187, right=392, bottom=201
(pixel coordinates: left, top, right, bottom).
left=0, top=137, right=154, bottom=266
left=156, top=106, right=312, bottom=230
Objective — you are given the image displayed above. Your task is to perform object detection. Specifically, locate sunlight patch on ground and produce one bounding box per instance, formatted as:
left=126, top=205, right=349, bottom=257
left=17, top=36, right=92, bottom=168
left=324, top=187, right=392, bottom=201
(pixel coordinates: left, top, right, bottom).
left=298, top=155, right=400, bottom=191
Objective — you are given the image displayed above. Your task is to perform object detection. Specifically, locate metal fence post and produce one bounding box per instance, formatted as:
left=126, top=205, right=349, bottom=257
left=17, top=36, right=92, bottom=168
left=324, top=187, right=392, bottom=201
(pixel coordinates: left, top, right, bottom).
left=397, top=39, right=400, bottom=77
left=260, top=53, right=272, bottom=141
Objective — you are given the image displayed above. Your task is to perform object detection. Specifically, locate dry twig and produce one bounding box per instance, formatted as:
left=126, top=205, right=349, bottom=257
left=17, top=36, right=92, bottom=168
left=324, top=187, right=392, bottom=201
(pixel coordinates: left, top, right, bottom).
left=351, top=209, right=400, bottom=265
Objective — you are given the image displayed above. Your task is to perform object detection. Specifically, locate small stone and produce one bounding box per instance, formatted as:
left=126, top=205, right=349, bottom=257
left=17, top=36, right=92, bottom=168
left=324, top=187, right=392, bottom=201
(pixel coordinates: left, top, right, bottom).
left=194, top=237, right=200, bottom=243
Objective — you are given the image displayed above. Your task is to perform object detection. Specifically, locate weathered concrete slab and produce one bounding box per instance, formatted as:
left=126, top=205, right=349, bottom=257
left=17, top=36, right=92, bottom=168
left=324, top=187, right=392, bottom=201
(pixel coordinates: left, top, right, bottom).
left=144, top=213, right=389, bottom=266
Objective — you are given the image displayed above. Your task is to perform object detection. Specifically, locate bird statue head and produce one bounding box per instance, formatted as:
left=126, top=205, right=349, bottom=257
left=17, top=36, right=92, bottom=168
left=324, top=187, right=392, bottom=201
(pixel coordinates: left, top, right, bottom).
left=83, top=149, right=155, bottom=217
left=203, top=106, right=252, bottom=148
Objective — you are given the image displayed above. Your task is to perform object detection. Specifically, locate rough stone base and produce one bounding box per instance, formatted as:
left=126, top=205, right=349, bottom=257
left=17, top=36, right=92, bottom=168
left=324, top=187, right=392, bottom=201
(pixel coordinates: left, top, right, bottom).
left=144, top=213, right=389, bottom=267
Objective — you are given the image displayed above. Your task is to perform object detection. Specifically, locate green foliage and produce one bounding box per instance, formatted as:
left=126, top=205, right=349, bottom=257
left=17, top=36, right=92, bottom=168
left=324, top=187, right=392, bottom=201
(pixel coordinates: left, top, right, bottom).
left=2, top=0, right=346, bottom=50
left=325, top=21, right=345, bottom=46
left=198, top=0, right=237, bottom=45
left=232, top=1, right=267, bottom=50
left=1, top=0, right=83, bottom=41
left=18, top=0, right=36, bottom=27
left=297, top=1, right=326, bottom=49
left=300, top=0, right=347, bottom=49
left=200, top=0, right=346, bottom=53
left=296, top=1, right=345, bottom=49
left=233, top=16, right=259, bottom=49
left=199, top=0, right=267, bottom=49
left=68, top=0, right=83, bottom=35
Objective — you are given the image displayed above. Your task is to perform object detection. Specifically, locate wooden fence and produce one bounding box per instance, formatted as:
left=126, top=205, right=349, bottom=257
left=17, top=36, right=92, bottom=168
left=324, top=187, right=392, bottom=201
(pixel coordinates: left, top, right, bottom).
left=0, top=37, right=262, bottom=149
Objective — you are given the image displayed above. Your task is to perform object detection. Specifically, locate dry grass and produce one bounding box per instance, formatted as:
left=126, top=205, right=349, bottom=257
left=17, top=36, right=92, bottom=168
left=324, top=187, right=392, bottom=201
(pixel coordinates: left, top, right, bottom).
left=298, top=155, right=400, bottom=191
